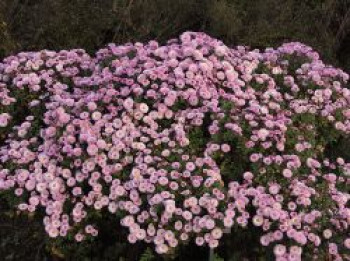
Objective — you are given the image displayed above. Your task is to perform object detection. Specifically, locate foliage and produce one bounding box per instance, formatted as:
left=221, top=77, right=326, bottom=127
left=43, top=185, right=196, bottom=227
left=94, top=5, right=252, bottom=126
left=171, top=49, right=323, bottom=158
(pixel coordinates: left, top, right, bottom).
left=0, top=0, right=349, bottom=71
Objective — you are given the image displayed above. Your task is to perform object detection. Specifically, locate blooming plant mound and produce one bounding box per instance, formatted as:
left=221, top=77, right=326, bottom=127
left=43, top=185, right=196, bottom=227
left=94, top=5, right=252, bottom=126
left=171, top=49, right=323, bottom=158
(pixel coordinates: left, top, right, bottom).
left=0, top=32, right=349, bottom=260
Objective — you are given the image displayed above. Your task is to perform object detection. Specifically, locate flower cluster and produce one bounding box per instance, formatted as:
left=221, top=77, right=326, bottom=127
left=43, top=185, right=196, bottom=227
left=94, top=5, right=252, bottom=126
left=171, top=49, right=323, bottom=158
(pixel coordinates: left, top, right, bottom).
left=0, top=32, right=349, bottom=260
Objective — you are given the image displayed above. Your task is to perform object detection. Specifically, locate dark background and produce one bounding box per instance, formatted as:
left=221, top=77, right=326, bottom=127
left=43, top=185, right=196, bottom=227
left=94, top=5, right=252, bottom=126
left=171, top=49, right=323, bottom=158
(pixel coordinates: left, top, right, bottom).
left=0, top=0, right=350, bottom=72
left=0, top=1, right=349, bottom=260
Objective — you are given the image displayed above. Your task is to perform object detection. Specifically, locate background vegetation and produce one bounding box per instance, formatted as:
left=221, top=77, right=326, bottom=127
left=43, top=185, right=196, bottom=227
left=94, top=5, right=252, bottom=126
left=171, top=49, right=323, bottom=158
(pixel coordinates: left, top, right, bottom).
left=0, top=0, right=350, bottom=71
left=0, top=1, right=349, bottom=260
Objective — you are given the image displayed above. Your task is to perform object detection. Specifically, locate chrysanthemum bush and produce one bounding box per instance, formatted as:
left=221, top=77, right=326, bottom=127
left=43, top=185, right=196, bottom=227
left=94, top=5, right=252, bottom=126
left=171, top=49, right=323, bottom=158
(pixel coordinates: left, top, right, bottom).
left=0, top=32, right=349, bottom=260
